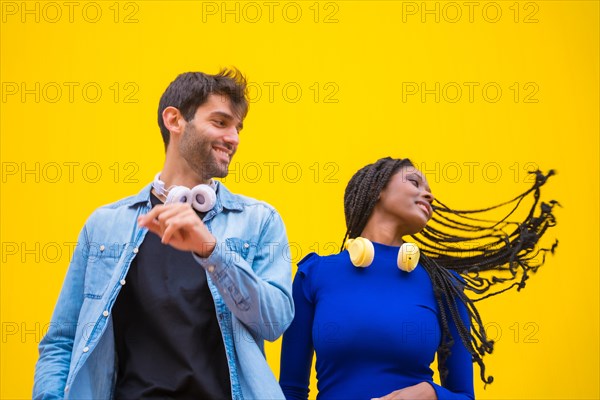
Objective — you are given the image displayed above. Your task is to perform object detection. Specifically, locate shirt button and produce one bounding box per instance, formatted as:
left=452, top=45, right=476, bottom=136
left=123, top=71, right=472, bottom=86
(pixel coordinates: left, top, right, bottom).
left=243, top=243, right=249, bottom=249
left=133, top=247, right=139, bottom=254
left=82, top=346, right=89, bottom=353
left=120, top=279, right=126, bottom=286
left=99, top=245, right=105, bottom=252
left=102, top=310, right=109, bottom=317
left=207, top=265, right=215, bottom=273
left=65, top=385, right=69, bottom=392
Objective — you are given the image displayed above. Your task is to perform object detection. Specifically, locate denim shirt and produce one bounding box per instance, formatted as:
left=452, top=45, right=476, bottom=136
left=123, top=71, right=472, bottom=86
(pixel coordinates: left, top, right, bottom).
left=33, top=181, right=294, bottom=400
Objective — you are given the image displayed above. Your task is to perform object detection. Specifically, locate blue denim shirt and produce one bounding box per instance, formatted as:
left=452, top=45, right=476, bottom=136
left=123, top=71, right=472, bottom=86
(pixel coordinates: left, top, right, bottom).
left=33, top=181, right=294, bottom=400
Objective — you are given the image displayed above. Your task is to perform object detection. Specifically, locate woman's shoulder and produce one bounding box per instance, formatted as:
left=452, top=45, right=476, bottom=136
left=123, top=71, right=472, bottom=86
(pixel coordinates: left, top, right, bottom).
left=297, top=251, right=347, bottom=276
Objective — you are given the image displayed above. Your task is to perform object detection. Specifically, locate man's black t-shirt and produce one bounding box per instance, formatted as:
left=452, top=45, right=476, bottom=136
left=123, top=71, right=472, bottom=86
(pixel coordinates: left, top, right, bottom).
left=112, top=193, right=231, bottom=399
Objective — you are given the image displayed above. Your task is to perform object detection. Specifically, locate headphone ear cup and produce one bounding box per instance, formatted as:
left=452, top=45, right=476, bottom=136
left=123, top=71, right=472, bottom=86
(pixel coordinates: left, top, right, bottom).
left=166, top=186, right=192, bottom=205
left=397, top=243, right=420, bottom=272
left=190, top=184, right=216, bottom=212
left=347, top=237, right=375, bottom=267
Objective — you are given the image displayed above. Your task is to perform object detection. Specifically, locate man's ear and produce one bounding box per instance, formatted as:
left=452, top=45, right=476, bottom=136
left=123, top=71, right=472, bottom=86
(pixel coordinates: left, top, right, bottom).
left=162, top=106, right=186, bottom=139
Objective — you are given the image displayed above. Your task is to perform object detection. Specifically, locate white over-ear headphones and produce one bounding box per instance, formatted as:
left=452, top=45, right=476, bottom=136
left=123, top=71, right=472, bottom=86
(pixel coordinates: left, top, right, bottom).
left=344, top=237, right=420, bottom=272
left=152, top=172, right=217, bottom=213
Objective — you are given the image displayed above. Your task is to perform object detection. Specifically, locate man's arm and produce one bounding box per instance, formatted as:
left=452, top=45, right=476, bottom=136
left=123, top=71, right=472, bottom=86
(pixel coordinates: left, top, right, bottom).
left=33, top=226, right=89, bottom=400
left=195, top=208, right=294, bottom=340
left=139, top=203, right=294, bottom=341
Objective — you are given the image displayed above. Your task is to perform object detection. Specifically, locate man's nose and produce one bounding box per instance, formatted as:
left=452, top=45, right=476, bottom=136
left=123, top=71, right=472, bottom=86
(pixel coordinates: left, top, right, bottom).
left=223, top=128, right=239, bottom=147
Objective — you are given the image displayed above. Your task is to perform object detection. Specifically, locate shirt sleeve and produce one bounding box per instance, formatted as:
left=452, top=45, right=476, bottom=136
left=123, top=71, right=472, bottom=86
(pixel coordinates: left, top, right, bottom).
left=279, top=253, right=319, bottom=400
left=33, top=225, right=89, bottom=400
left=193, top=208, right=294, bottom=341
left=429, top=274, right=475, bottom=400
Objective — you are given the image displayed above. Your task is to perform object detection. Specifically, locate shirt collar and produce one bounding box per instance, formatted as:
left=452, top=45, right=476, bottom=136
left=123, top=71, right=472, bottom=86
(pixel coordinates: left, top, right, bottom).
left=214, top=181, right=244, bottom=211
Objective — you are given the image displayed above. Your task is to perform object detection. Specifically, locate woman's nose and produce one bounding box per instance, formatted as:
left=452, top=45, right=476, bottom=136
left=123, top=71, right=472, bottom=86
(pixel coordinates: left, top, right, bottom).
left=423, top=190, right=434, bottom=203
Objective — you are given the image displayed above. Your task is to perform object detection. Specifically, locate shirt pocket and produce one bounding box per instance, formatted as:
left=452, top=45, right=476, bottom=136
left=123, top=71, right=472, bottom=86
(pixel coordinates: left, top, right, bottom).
left=225, top=237, right=258, bottom=264
left=83, top=242, right=125, bottom=299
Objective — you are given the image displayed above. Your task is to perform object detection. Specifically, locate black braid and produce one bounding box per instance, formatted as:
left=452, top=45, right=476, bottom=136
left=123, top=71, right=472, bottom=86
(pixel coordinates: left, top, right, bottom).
left=341, top=157, right=558, bottom=386
left=341, top=157, right=413, bottom=251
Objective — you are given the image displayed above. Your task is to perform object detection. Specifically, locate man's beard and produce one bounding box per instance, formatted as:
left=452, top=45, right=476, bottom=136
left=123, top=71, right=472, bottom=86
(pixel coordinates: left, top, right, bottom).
left=179, top=124, right=231, bottom=180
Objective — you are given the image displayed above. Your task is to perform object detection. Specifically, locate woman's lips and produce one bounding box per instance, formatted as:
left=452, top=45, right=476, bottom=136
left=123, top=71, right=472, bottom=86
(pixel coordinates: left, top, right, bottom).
left=416, top=201, right=431, bottom=219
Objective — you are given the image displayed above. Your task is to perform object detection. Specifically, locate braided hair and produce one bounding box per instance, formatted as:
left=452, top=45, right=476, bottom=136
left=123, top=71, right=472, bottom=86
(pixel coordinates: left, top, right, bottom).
left=341, top=157, right=558, bottom=386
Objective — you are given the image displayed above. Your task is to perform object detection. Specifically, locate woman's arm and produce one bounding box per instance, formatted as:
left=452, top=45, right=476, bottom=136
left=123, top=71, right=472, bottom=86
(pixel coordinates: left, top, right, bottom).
left=279, top=255, right=318, bottom=400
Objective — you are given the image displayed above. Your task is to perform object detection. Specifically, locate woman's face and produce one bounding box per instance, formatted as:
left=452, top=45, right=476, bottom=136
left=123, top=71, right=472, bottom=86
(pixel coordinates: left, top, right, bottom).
left=375, top=166, right=434, bottom=235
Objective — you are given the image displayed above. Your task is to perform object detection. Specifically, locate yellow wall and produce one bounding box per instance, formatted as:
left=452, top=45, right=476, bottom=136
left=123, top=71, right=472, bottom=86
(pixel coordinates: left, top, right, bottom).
left=1, top=1, right=598, bottom=398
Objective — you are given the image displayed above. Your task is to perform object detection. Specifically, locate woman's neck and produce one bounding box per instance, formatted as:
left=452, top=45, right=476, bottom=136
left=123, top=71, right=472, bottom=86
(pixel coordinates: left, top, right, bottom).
left=360, top=216, right=405, bottom=246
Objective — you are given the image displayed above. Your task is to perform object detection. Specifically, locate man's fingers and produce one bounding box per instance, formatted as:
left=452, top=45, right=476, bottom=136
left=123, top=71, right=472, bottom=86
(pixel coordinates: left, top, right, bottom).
left=137, top=202, right=214, bottom=254
left=161, top=220, right=179, bottom=244
left=161, top=226, right=172, bottom=244
left=140, top=216, right=162, bottom=235
left=155, top=205, right=191, bottom=224
left=138, top=203, right=194, bottom=230
left=161, top=214, right=192, bottom=244
left=139, top=204, right=166, bottom=223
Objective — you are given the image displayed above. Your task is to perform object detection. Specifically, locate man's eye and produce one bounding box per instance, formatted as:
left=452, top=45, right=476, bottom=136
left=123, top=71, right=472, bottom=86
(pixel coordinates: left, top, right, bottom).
left=214, top=120, right=225, bottom=126
left=408, top=179, right=418, bottom=187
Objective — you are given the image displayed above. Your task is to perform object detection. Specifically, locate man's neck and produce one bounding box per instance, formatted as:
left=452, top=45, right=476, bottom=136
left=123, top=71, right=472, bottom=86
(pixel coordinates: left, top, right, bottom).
left=160, top=162, right=211, bottom=189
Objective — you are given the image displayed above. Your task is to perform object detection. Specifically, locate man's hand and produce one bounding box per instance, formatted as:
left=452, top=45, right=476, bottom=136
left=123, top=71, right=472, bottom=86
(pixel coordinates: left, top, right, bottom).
left=371, top=382, right=437, bottom=400
left=138, top=203, right=217, bottom=257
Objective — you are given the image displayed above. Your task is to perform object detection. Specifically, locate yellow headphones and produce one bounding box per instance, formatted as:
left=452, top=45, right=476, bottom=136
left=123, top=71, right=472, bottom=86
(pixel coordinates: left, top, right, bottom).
left=344, top=237, right=420, bottom=272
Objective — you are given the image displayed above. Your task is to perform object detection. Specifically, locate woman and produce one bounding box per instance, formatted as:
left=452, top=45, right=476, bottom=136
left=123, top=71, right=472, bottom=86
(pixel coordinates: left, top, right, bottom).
left=279, top=157, right=557, bottom=400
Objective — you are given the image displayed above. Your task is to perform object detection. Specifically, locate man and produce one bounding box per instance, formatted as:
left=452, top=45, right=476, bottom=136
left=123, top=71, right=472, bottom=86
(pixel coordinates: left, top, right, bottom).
left=33, top=69, right=294, bottom=399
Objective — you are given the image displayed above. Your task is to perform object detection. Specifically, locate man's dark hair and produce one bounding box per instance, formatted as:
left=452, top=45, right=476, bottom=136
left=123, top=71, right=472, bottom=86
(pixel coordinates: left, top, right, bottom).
left=157, top=68, right=249, bottom=150
left=342, top=157, right=559, bottom=386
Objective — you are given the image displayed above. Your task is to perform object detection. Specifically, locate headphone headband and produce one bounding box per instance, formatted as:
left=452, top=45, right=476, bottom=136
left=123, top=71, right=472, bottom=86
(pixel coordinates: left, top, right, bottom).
left=152, top=172, right=217, bottom=212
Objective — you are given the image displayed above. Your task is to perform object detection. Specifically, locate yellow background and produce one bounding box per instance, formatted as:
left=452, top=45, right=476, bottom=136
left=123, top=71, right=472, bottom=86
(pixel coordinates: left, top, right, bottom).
left=1, top=0, right=598, bottom=398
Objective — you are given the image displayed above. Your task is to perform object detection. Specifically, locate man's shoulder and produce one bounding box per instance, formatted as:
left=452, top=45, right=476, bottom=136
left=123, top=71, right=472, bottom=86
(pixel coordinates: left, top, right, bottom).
left=218, top=182, right=278, bottom=214
left=231, top=192, right=276, bottom=211
left=86, top=184, right=150, bottom=223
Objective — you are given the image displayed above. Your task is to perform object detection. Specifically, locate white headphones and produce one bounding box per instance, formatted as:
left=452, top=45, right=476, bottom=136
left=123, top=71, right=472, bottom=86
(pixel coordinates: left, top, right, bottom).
left=152, top=172, right=217, bottom=213
left=344, top=237, right=420, bottom=272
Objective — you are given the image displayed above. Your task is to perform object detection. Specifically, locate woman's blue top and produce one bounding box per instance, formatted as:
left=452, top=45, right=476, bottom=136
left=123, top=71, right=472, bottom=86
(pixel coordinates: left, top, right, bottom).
left=280, top=242, right=474, bottom=400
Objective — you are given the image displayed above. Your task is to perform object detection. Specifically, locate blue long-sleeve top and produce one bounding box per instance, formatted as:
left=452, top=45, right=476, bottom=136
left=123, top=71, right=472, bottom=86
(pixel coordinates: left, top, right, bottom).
left=280, top=242, right=474, bottom=400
